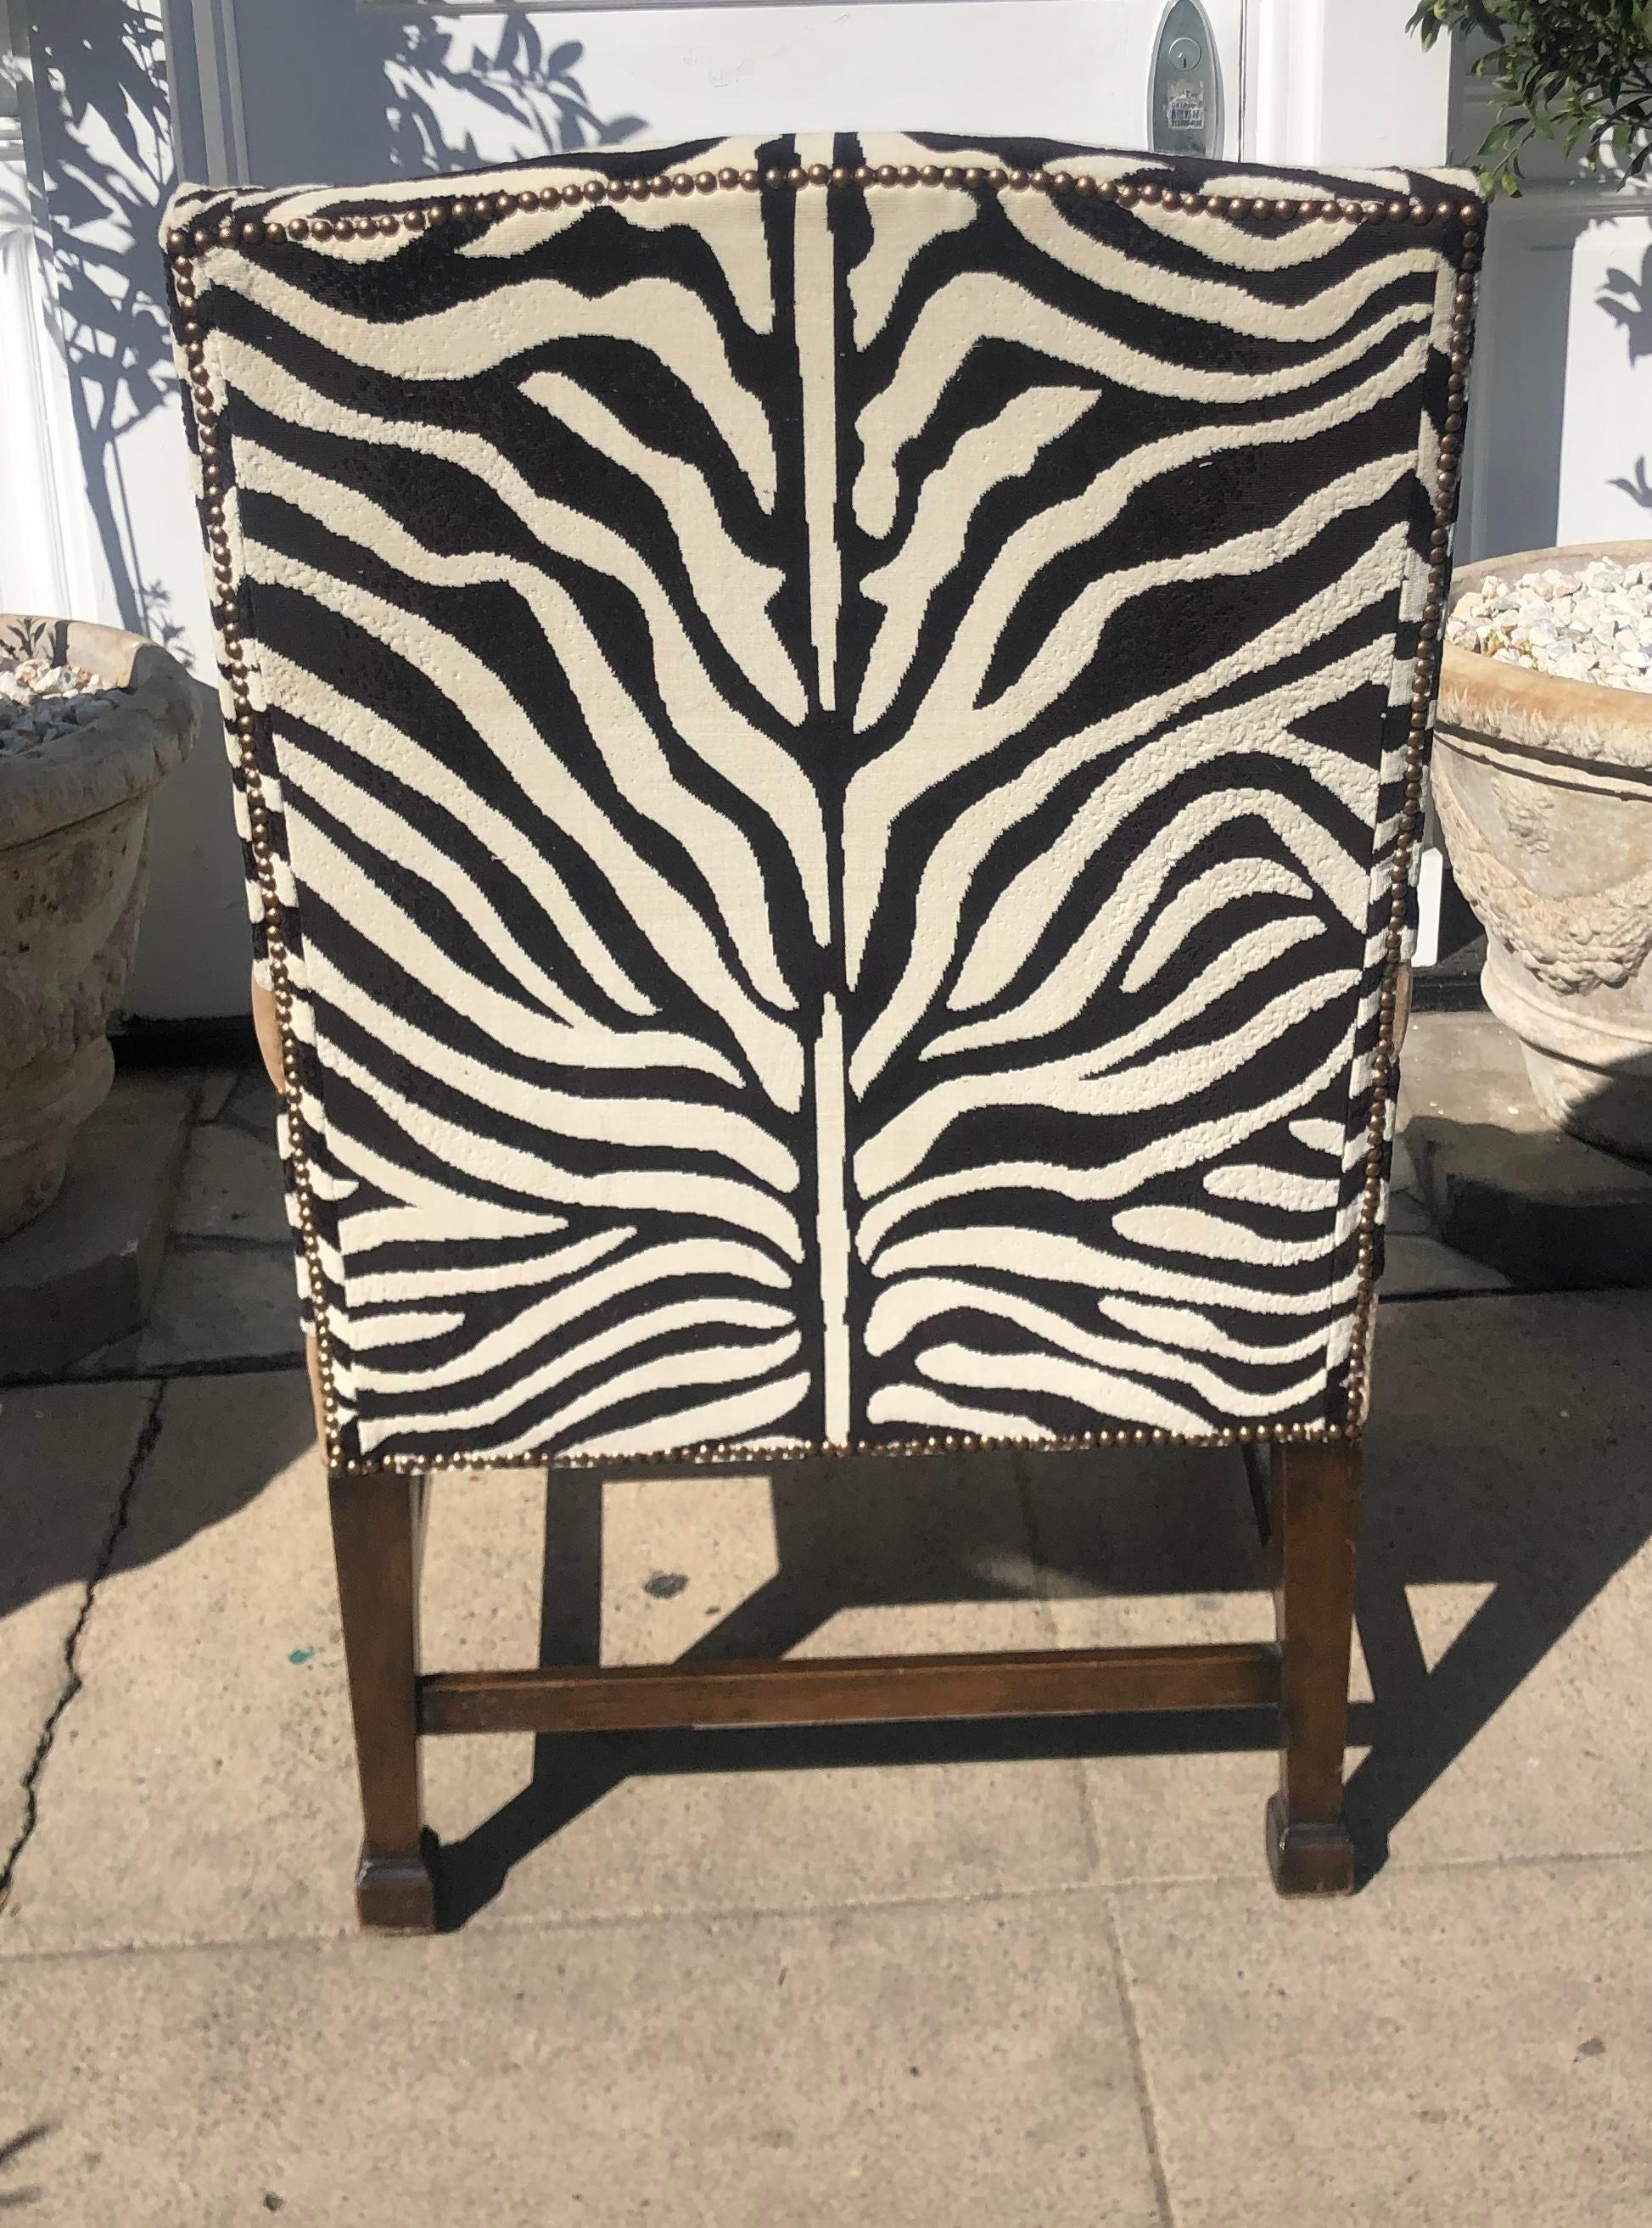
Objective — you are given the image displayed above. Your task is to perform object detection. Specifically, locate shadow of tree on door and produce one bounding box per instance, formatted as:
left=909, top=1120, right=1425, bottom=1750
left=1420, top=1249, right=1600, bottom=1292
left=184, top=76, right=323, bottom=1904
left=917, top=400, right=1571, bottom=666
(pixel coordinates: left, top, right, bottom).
left=384, top=17, right=645, bottom=174
left=1598, top=242, right=1652, bottom=365
left=1598, top=240, right=1652, bottom=511
left=20, top=0, right=644, bottom=644
left=25, top=2, right=183, bottom=649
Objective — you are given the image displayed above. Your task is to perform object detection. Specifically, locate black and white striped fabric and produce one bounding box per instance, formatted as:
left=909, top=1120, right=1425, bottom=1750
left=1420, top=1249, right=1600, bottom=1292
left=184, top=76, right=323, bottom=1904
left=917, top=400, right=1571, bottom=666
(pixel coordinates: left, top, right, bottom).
left=165, top=135, right=1480, bottom=1468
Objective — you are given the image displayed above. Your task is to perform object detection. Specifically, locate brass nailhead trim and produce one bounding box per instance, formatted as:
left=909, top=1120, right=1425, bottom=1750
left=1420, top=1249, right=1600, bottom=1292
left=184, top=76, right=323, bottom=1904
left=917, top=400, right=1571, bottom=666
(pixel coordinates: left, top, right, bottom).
left=329, top=1418, right=1354, bottom=1475
left=165, top=188, right=1481, bottom=1470
left=165, top=171, right=1481, bottom=255
left=1341, top=232, right=1481, bottom=1422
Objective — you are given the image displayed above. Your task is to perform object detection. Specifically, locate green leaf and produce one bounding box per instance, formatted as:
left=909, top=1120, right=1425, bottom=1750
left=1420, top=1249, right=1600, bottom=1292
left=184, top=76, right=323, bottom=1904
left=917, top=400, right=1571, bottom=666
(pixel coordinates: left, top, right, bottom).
left=1411, top=0, right=1652, bottom=184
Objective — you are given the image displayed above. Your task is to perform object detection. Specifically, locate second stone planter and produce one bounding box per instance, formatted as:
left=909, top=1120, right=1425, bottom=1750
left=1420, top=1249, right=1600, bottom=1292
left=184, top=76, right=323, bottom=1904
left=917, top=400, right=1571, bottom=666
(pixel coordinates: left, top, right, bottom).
left=1433, top=540, right=1652, bottom=1161
left=0, top=617, right=199, bottom=1235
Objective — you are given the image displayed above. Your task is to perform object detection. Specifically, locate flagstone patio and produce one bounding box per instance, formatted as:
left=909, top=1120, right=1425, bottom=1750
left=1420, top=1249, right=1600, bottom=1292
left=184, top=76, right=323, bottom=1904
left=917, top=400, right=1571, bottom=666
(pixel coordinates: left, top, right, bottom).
left=3, top=1026, right=1650, bottom=2225
left=3, top=1002, right=1649, bottom=2219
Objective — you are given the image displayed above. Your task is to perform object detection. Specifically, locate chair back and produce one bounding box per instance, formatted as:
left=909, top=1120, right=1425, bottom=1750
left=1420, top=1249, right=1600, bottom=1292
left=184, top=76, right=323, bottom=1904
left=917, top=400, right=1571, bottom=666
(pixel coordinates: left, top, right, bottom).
left=162, top=137, right=1482, bottom=1471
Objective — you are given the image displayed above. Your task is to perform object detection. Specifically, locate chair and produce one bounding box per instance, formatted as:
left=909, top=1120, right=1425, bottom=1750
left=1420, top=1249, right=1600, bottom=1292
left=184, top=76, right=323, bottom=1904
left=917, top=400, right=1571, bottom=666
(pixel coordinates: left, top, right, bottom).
left=162, top=134, right=1481, bottom=1930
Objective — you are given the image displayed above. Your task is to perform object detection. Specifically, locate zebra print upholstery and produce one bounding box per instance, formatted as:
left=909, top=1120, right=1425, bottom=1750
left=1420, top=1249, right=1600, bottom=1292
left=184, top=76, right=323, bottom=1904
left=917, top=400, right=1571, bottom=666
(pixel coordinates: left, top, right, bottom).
left=162, top=136, right=1481, bottom=1471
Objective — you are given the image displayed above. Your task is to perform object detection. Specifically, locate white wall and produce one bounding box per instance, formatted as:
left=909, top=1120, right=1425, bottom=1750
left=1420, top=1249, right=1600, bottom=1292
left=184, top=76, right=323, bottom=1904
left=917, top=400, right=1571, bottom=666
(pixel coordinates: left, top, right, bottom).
left=1, top=10, right=76, bottom=619
left=1454, top=68, right=1652, bottom=564
left=193, top=0, right=1245, bottom=185
left=1242, top=0, right=1451, bottom=169
left=4, top=0, right=249, bottom=1017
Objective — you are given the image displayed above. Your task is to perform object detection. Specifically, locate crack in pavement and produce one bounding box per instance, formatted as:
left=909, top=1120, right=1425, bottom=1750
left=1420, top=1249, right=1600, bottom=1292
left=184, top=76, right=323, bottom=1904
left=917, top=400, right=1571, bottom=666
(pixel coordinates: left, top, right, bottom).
left=0, top=1380, right=166, bottom=1916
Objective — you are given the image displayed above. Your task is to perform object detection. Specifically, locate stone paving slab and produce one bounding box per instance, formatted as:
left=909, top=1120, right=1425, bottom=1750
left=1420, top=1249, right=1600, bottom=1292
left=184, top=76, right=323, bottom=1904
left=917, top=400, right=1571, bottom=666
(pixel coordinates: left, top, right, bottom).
left=0, top=1380, right=155, bottom=1868
left=169, top=1119, right=289, bottom=1246
left=1378, top=1232, right=1513, bottom=1297
left=189, top=1065, right=241, bottom=1123
left=71, top=1241, right=303, bottom=1375
left=1402, top=1009, right=1652, bottom=1288
left=0, top=1889, right=1161, bottom=2228
left=1113, top=1856, right=1652, bottom=2227
left=57, top=1059, right=297, bottom=1379
left=3, top=1374, right=1095, bottom=1955
left=0, top=1373, right=322, bottom=1952
left=216, top=1064, right=280, bottom=1137
left=1030, top=1288, right=1652, bottom=1884
left=0, top=1077, right=195, bottom=1378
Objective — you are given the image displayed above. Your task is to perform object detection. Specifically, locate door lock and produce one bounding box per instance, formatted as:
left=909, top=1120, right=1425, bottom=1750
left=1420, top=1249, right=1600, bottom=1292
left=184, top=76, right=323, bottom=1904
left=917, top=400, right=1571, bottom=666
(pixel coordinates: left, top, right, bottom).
left=1150, top=0, right=1221, bottom=160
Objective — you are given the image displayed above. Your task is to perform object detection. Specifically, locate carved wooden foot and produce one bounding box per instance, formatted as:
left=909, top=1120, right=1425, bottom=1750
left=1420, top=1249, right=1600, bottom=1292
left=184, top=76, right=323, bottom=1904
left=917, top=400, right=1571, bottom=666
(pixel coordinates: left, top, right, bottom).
left=1265, top=1793, right=1355, bottom=1897
left=356, top=1832, right=439, bottom=1934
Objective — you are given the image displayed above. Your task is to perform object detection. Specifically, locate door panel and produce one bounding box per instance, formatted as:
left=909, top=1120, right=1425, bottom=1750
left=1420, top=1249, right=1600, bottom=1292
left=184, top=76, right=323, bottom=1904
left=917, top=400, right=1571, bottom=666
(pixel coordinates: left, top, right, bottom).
left=227, top=2, right=1244, bottom=188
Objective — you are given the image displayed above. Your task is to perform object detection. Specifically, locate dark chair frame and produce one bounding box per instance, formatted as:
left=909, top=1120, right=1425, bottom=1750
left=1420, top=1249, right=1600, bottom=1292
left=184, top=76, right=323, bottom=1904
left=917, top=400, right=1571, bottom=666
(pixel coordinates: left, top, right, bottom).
left=190, top=145, right=1481, bottom=1932
left=322, top=1425, right=1360, bottom=1932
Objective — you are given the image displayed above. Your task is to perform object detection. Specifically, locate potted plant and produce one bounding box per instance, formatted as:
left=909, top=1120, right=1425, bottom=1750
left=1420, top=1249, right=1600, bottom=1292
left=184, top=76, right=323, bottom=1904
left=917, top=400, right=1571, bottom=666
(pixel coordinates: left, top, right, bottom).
left=1408, top=3, right=1652, bottom=1156
left=1433, top=548, right=1652, bottom=1155
left=0, top=617, right=198, bottom=1235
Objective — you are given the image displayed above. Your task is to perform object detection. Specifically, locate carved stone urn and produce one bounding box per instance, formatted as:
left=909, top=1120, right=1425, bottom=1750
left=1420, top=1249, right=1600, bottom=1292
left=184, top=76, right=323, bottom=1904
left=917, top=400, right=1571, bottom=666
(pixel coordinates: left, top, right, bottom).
left=1433, top=540, right=1652, bottom=1159
left=0, top=618, right=199, bottom=1236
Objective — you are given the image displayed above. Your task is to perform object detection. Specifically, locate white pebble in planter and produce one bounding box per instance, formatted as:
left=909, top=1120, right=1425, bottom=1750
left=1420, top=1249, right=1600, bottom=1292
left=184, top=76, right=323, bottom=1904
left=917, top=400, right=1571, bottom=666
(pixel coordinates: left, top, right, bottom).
left=0, top=618, right=199, bottom=1236
left=1435, top=541, right=1652, bottom=1159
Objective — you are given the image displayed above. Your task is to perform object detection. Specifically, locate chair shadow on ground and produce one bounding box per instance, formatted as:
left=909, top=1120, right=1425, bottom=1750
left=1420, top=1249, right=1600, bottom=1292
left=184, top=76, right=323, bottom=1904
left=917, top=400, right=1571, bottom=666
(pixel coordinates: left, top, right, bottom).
left=437, top=1290, right=1652, bottom=1927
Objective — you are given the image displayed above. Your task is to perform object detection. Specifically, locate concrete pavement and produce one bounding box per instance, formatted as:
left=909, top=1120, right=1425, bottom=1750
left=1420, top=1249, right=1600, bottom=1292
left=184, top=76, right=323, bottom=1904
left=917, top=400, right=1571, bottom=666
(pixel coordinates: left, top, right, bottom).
left=3, top=1278, right=1651, bottom=2224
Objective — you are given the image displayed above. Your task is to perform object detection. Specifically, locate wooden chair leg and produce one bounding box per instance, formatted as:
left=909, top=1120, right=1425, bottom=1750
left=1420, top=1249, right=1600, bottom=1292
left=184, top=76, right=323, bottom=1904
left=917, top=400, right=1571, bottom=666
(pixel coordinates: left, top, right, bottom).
left=264, top=970, right=434, bottom=1928
left=328, top=1464, right=437, bottom=1933
left=1266, top=1436, right=1360, bottom=1895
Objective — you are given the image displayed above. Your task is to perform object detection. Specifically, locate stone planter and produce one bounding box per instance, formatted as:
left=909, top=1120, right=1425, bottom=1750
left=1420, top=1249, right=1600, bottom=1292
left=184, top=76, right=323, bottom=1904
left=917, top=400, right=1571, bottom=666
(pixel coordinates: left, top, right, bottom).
left=1433, top=540, right=1652, bottom=1161
left=0, top=617, right=199, bottom=1236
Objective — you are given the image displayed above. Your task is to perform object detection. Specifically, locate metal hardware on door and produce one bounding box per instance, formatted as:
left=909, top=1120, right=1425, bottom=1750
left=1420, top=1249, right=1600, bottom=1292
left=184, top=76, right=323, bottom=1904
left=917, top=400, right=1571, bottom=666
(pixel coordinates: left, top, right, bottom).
left=1150, top=0, right=1221, bottom=159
